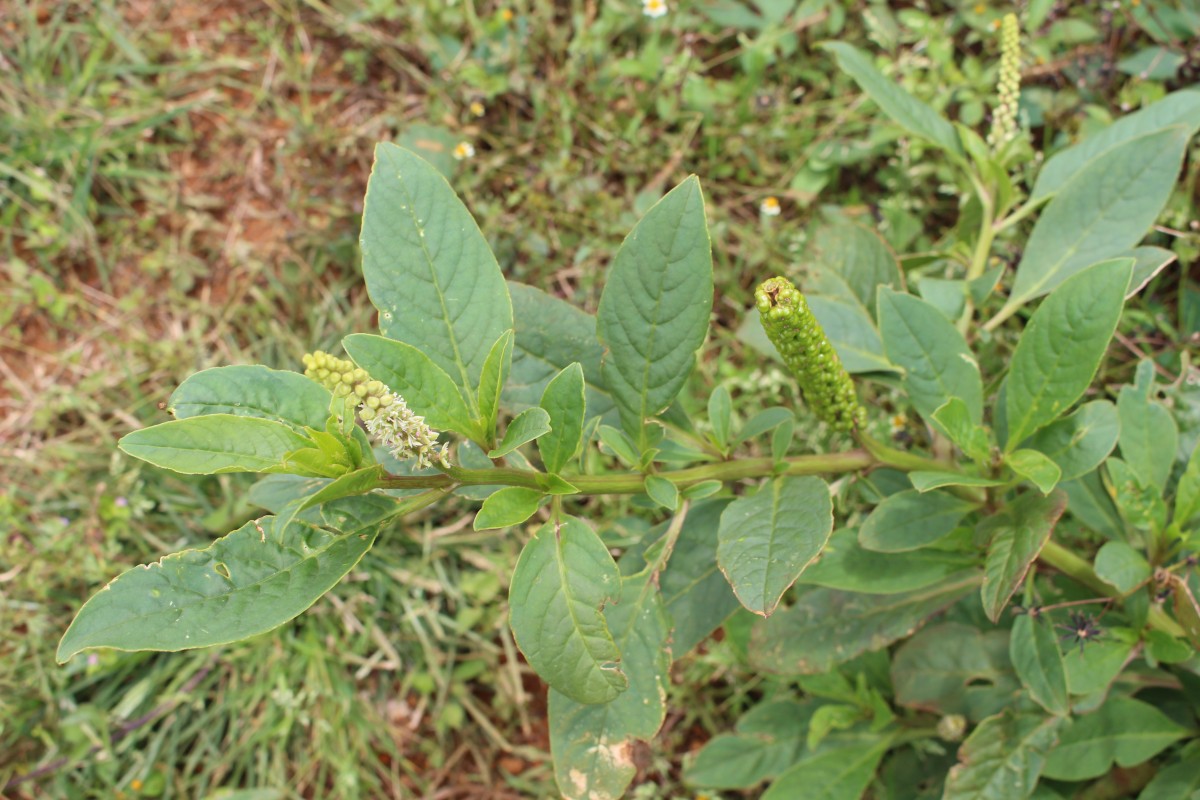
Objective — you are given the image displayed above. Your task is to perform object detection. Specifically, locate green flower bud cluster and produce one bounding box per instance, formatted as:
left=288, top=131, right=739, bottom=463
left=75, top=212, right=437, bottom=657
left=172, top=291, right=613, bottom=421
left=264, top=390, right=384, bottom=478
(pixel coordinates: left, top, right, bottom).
left=755, top=277, right=865, bottom=432
left=987, top=13, right=1021, bottom=150
left=301, top=350, right=448, bottom=469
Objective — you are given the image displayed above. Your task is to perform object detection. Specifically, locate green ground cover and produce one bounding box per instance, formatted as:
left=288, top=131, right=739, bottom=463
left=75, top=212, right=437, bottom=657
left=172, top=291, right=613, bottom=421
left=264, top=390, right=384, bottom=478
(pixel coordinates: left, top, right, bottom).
left=2, top=1, right=1197, bottom=797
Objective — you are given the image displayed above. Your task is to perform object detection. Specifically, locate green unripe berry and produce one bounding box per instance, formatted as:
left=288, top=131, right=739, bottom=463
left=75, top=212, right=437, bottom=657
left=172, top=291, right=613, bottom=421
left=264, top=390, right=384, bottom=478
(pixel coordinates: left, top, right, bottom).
left=755, top=276, right=865, bottom=432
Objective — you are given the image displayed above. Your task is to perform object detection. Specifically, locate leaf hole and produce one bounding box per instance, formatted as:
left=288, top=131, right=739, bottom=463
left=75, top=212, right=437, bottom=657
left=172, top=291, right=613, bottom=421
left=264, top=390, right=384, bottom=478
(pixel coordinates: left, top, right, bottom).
left=213, top=562, right=231, bottom=580
left=964, top=677, right=993, bottom=688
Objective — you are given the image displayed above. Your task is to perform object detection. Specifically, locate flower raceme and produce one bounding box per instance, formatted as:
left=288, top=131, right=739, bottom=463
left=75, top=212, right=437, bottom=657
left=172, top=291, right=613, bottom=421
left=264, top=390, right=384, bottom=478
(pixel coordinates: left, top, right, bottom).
left=755, top=277, right=865, bottom=432
left=301, top=350, right=448, bottom=470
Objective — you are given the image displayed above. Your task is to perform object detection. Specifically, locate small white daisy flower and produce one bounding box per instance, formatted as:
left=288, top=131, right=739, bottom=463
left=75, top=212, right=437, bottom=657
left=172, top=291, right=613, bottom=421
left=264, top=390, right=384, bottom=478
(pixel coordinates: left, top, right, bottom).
left=643, top=0, right=668, bottom=18
left=760, top=196, right=782, bottom=217
left=453, top=141, right=476, bottom=160
left=468, top=100, right=485, bottom=118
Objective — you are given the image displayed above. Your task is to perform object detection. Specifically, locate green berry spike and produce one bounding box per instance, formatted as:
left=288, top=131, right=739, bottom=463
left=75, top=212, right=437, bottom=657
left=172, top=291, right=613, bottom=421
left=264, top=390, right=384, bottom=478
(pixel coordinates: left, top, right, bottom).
left=755, top=276, right=865, bottom=432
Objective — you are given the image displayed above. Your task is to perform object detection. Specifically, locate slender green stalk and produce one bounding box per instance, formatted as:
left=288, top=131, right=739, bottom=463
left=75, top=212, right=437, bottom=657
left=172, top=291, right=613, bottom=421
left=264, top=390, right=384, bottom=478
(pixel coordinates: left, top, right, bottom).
left=957, top=169, right=995, bottom=335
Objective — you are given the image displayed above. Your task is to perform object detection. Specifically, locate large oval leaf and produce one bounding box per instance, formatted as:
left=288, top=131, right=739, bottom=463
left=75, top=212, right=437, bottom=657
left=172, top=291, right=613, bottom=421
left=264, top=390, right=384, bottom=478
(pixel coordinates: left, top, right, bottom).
left=749, top=572, right=981, bottom=675
left=980, top=490, right=1067, bottom=623
left=168, top=365, right=331, bottom=431
left=359, top=143, right=513, bottom=391
left=596, top=176, right=713, bottom=446
left=877, top=288, right=983, bottom=430
left=119, top=415, right=313, bottom=475
left=717, top=476, right=833, bottom=616
left=858, top=489, right=978, bottom=553
left=57, top=507, right=386, bottom=661
left=509, top=517, right=627, bottom=705
left=1024, top=400, right=1119, bottom=483
left=1004, top=259, right=1131, bottom=450
left=1041, top=696, right=1188, bottom=781
left=506, top=281, right=616, bottom=422
left=1007, top=126, right=1189, bottom=309
left=1010, top=615, right=1069, bottom=716
left=549, top=571, right=671, bottom=799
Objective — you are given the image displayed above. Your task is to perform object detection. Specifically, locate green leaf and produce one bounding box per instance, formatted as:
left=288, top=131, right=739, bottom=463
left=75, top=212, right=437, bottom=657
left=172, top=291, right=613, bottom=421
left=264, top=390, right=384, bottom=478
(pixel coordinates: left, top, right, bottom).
left=685, top=698, right=818, bottom=790
left=596, top=176, right=713, bottom=446
left=1062, top=631, right=1136, bottom=696
left=654, top=500, right=740, bottom=655
left=1173, top=579, right=1200, bottom=649
left=1137, top=742, right=1200, bottom=799
left=684, top=731, right=798, bottom=791
left=717, top=476, right=834, bottom=617
left=735, top=407, right=795, bottom=445
left=488, top=407, right=551, bottom=459
left=1010, top=615, right=1070, bottom=716
left=809, top=221, right=903, bottom=317
left=909, top=471, right=1004, bottom=493
left=473, top=487, right=544, bottom=530
left=58, top=513, right=382, bottom=661
left=933, top=398, right=992, bottom=465
left=1106, top=458, right=1169, bottom=532
left=1004, top=259, right=1132, bottom=450
left=549, top=572, right=671, bottom=800
left=1007, top=127, right=1188, bottom=308
left=749, top=572, right=981, bottom=675
left=168, top=365, right=332, bottom=432
left=943, top=711, right=1063, bottom=800
left=1175, top=441, right=1200, bottom=528
left=508, top=517, right=627, bottom=705
left=476, top=329, right=515, bottom=444
left=271, top=465, right=385, bottom=542
left=981, top=490, right=1067, bottom=623
left=644, top=475, right=680, bottom=511
left=761, top=736, right=892, bottom=800
left=798, top=528, right=978, bottom=595
left=1031, top=88, right=1200, bottom=200
left=341, top=333, right=475, bottom=434
left=892, top=623, right=1016, bottom=720
left=119, top=415, right=314, bottom=475
left=878, top=288, right=983, bottom=431
left=1007, top=449, right=1063, bottom=495
left=821, top=42, right=962, bottom=156
left=1024, top=401, right=1120, bottom=483
left=808, top=295, right=896, bottom=373
left=1041, top=696, right=1188, bottom=781
left=1093, top=541, right=1151, bottom=595
left=858, top=489, right=978, bottom=553
left=506, top=281, right=616, bottom=422
left=1118, top=360, right=1178, bottom=492
left=707, top=386, right=732, bottom=450
left=597, top=424, right=640, bottom=467
left=360, top=143, right=513, bottom=390
left=534, top=363, right=586, bottom=474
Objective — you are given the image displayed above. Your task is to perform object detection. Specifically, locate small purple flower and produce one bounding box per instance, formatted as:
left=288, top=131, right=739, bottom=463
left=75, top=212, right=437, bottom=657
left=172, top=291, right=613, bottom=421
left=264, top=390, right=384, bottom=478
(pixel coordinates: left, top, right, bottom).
left=115, top=496, right=128, bottom=507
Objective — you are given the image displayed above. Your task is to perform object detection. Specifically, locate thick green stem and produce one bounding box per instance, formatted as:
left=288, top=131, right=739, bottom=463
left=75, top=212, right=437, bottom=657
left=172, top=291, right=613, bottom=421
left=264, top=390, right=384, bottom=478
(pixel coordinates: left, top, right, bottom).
left=379, top=451, right=878, bottom=494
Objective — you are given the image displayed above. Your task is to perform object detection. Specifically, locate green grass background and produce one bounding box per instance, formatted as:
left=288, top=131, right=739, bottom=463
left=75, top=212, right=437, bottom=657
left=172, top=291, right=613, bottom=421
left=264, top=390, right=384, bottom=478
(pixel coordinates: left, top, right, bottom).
left=2, top=0, right=1197, bottom=797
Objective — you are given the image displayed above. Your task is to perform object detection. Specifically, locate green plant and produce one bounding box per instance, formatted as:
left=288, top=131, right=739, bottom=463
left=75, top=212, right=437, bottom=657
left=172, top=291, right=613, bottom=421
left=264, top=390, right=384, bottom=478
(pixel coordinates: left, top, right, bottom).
left=56, top=20, right=1200, bottom=799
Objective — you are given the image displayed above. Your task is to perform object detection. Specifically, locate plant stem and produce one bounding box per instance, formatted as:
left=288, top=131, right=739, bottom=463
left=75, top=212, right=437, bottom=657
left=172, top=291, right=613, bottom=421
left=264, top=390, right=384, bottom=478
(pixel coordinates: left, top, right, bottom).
left=380, top=451, right=879, bottom=494
left=957, top=169, right=995, bottom=335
